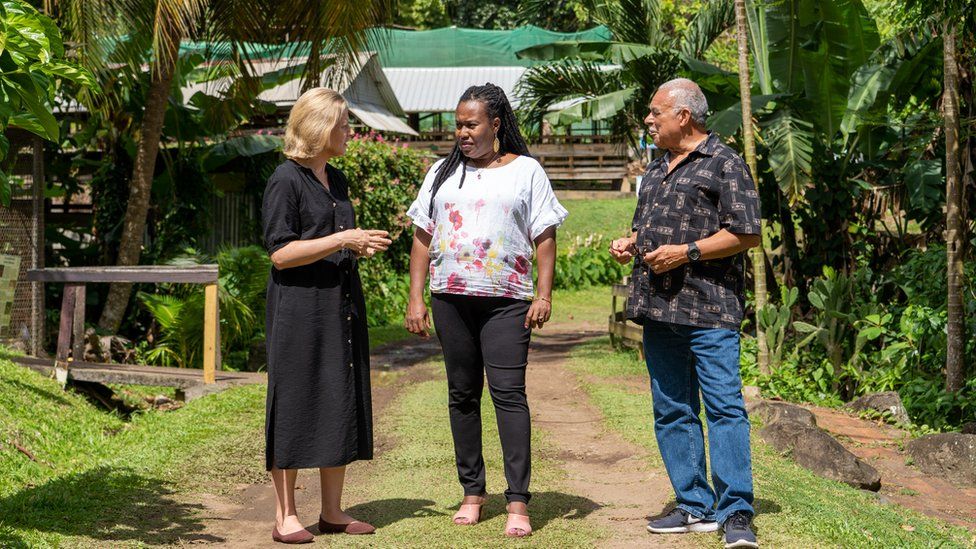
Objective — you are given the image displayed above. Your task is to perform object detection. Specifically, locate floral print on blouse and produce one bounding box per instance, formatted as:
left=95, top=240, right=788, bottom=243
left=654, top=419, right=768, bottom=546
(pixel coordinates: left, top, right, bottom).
left=407, top=155, right=568, bottom=300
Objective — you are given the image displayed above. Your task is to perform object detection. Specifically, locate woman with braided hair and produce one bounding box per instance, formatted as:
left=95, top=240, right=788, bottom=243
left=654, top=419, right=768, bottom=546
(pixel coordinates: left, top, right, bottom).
left=405, top=83, right=568, bottom=538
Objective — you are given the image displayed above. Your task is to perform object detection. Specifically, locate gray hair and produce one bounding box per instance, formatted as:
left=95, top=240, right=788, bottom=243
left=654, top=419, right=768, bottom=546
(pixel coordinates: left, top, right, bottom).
left=656, top=78, right=708, bottom=127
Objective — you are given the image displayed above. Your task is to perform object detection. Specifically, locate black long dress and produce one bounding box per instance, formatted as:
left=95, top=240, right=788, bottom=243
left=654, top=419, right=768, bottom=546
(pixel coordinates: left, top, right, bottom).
left=262, top=159, right=372, bottom=470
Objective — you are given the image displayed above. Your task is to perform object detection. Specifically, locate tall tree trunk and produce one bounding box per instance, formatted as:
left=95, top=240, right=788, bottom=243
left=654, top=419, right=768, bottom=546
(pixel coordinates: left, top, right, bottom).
left=98, top=28, right=181, bottom=333
left=943, top=22, right=966, bottom=392
left=735, top=0, right=770, bottom=374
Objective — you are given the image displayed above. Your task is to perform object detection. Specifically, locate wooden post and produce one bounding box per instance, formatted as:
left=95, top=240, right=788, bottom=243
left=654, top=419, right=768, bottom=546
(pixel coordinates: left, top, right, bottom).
left=54, top=284, right=79, bottom=386
left=203, top=283, right=218, bottom=384
left=72, top=284, right=86, bottom=361
left=31, top=135, right=45, bottom=357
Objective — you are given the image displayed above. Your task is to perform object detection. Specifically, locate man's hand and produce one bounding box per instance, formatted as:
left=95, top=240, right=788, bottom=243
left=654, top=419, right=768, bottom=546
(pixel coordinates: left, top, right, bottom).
left=609, top=237, right=637, bottom=265
left=644, top=244, right=689, bottom=274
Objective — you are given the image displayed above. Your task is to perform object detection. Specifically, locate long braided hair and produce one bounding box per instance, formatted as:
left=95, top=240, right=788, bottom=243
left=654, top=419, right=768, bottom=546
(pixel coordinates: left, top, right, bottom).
left=427, top=83, right=532, bottom=216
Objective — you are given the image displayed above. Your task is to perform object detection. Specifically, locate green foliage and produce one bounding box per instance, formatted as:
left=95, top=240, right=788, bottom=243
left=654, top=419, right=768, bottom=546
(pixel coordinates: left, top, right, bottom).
left=553, top=237, right=628, bottom=289
left=0, top=0, right=96, bottom=205
left=137, top=246, right=269, bottom=371
left=330, top=132, right=431, bottom=273
left=757, top=285, right=798, bottom=369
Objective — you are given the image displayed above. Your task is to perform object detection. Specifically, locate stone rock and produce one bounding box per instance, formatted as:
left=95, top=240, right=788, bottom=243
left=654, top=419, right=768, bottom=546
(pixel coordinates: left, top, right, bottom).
left=97, top=334, right=136, bottom=364
left=961, top=422, right=976, bottom=435
left=906, top=433, right=976, bottom=486
left=846, top=391, right=911, bottom=425
left=760, top=421, right=881, bottom=491
left=748, top=401, right=818, bottom=427
left=83, top=328, right=107, bottom=362
left=741, top=385, right=761, bottom=401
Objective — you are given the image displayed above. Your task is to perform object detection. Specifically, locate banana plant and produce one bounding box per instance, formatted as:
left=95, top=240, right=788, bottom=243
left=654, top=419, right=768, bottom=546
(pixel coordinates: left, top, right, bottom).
left=0, top=0, right=97, bottom=206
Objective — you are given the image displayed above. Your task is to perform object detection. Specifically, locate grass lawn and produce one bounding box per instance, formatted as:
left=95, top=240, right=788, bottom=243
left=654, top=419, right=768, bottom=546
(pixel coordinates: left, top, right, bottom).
left=559, top=197, right=636, bottom=244
left=0, top=323, right=413, bottom=548
left=566, top=338, right=975, bottom=548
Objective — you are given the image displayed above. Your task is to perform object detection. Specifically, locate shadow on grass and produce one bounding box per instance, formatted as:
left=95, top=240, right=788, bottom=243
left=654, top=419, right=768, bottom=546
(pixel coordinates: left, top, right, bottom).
left=480, top=491, right=600, bottom=532
left=343, top=498, right=444, bottom=529
left=0, top=377, right=73, bottom=407
left=0, top=466, right=223, bottom=546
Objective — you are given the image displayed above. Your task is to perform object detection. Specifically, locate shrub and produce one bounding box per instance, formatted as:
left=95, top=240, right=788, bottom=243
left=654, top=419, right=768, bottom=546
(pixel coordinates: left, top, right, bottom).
left=554, top=236, right=628, bottom=289
left=331, top=133, right=432, bottom=272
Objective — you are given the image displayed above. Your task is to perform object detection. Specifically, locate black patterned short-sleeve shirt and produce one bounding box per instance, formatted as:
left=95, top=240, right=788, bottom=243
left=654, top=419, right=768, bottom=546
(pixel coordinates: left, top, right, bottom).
left=626, top=132, right=762, bottom=330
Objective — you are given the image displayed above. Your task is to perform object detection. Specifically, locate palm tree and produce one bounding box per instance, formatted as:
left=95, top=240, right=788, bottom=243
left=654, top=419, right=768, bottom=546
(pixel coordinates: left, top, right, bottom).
left=900, top=0, right=974, bottom=392
left=733, top=0, right=769, bottom=374
left=514, top=0, right=735, bottom=148
left=54, top=0, right=391, bottom=332
left=942, top=19, right=964, bottom=393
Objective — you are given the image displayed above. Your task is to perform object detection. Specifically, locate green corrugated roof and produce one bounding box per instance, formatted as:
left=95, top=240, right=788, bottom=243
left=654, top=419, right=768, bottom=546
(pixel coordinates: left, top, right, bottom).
left=176, top=25, right=612, bottom=67
left=372, top=25, right=612, bottom=67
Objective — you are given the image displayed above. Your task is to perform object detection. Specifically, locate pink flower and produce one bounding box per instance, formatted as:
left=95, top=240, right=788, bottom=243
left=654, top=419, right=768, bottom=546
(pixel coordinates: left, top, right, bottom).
left=447, top=272, right=467, bottom=293
left=448, top=209, right=463, bottom=231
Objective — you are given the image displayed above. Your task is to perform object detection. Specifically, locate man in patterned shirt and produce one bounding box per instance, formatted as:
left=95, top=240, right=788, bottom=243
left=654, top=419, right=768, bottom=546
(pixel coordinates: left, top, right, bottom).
left=610, top=78, right=761, bottom=549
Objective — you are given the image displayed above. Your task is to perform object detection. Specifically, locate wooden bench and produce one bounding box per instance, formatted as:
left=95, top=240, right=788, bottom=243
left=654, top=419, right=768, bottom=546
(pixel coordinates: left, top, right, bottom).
left=12, top=266, right=245, bottom=400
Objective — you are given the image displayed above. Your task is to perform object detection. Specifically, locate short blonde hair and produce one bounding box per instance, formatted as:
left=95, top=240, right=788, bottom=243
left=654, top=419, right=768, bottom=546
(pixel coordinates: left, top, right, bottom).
left=283, top=88, right=348, bottom=160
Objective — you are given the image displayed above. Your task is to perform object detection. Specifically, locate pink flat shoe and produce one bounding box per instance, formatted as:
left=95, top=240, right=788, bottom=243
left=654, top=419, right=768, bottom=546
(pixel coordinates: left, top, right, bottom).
left=453, top=494, right=486, bottom=526
left=272, top=525, right=314, bottom=544
left=505, top=511, right=532, bottom=538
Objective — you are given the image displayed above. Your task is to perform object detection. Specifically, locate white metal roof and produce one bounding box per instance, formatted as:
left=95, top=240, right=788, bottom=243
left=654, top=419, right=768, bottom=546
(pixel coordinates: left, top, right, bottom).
left=181, top=52, right=418, bottom=135
left=382, top=66, right=527, bottom=113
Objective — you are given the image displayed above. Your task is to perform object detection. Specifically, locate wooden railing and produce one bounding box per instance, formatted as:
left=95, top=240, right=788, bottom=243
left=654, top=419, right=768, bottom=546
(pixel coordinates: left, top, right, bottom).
left=403, top=137, right=629, bottom=188
left=25, top=265, right=220, bottom=386
left=609, top=278, right=644, bottom=359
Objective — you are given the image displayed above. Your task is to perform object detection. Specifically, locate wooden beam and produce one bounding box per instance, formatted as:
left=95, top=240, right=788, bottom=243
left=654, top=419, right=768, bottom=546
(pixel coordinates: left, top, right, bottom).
left=72, top=284, right=86, bottom=361
left=203, top=283, right=218, bottom=384
left=9, top=355, right=265, bottom=389
left=26, top=265, right=219, bottom=284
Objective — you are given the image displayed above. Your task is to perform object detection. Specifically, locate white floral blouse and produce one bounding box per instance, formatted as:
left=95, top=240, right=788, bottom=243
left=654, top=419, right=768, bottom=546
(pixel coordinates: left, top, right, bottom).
left=407, top=155, right=568, bottom=300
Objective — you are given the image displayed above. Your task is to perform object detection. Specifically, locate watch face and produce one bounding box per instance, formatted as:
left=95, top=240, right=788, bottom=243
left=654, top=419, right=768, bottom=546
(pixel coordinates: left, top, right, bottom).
left=688, top=246, right=701, bottom=261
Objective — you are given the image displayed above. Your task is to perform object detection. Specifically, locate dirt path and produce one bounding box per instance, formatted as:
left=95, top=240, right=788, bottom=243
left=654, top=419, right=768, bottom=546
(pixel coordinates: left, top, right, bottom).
left=526, top=329, right=695, bottom=548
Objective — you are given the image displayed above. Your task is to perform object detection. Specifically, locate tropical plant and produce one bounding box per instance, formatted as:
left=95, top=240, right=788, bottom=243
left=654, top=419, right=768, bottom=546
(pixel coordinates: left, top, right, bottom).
left=138, top=246, right=269, bottom=370
left=757, top=285, right=798, bottom=370
left=514, top=0, right=736, bottom=147
left=0, top=0, right=96, bottom=205
left=51, top=0, right=393, bottom=333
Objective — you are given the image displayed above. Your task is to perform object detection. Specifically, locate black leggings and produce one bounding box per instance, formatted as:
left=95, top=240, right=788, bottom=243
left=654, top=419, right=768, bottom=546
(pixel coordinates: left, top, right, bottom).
left=431, top=293, right=532, bottom=504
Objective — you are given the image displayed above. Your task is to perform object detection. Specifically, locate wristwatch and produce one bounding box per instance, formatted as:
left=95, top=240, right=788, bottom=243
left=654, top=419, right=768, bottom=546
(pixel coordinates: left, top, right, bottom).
left=686, top=241, right=701, bottom=262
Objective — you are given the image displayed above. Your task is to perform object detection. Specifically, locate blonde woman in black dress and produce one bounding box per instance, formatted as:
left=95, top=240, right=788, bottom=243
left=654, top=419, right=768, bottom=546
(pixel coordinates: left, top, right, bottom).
left=262, top=88, right=392, bottom=544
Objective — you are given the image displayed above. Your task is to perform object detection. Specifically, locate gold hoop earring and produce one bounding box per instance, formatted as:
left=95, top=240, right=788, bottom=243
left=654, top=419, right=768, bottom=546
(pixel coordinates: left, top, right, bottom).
left=493, top=136, right=500, bottom=153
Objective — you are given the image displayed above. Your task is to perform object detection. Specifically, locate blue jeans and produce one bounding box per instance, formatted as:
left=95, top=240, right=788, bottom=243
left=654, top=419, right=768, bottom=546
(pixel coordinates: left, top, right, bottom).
left=642, top=320, right=754, bottom=524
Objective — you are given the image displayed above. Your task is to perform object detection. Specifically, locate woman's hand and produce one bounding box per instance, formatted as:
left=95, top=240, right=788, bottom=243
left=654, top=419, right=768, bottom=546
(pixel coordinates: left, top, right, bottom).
left=341, top=228, right=371, bottom=255
left=524, top=297, right=552, bottom=329
left=405, top=297, right=431, bottom=338
left=357, top=229, right=392, bottom=258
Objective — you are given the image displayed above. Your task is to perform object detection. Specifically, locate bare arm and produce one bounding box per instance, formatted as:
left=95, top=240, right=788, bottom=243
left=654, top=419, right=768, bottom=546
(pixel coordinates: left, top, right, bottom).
left=405, top=229, right=433, bottom=337
left=643, top=229, right=760, bottom=274
left=526, top=226, right=556, bottom=329
left=269, top=229, right=390, bottom=270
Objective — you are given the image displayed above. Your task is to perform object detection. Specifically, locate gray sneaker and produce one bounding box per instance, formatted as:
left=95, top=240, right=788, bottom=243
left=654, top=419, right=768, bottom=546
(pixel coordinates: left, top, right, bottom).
left=722, top=511, right=758, bottom=548
left=646, top=508, right=719, bottom=534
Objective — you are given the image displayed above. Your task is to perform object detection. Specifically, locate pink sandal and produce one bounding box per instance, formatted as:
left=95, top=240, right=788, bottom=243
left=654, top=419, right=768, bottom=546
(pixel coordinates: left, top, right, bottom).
left=452, top=494, right=486, bottom=526
left=504, top=506, right=532, bottom=538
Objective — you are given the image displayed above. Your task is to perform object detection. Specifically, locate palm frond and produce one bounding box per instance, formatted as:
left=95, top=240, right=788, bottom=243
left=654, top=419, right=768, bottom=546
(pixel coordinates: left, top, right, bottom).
left=680, top=0, right=735, bottom=59
left=515, top=60, right=624, bottom=128
left=764, top=106, right=814, bottom=204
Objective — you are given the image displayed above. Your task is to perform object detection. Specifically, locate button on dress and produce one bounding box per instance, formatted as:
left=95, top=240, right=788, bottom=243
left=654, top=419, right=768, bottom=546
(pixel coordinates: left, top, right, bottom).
left=262, top=159, right=372, bottom=470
